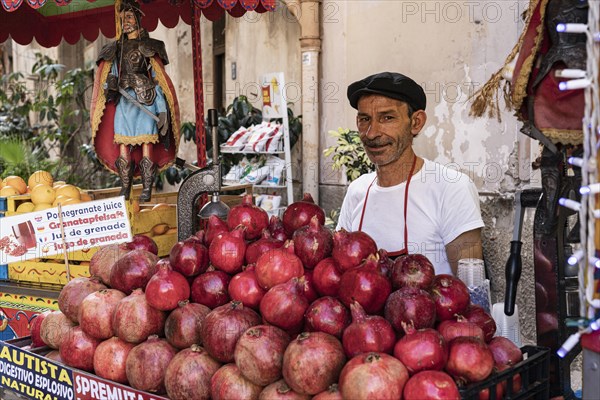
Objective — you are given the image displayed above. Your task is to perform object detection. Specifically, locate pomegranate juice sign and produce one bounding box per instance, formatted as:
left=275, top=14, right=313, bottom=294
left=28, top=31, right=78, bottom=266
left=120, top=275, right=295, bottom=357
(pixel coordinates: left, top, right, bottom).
left=0, top=197, right=132, bottom=264
left=72, top=372, right=168, bottom=400
left=0, top=342, right=74, bottom=400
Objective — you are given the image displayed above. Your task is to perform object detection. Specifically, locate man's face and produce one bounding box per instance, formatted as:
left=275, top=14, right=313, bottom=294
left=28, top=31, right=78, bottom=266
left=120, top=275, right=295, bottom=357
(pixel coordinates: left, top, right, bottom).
left=356, top=94, right=415, bottom=167
left=122, top=10, right=139, bottom=35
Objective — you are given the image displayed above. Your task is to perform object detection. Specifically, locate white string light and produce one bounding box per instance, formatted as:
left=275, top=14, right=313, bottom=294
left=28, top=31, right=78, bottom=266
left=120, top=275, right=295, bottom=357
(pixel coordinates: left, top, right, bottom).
left=559, top=198, right=582, bottom=212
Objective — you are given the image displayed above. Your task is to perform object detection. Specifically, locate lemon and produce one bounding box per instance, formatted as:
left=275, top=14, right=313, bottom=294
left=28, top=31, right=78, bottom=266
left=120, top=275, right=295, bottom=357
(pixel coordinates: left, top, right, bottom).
left=62, top=198, right=81, bottom=206
left=0, top=186, right=20, bottom=197
left=33, top=203, right=53, bottom=211
left=2, top=176, right=27, bottom=194
left=16, top=202, right=35, bottom=213
left=31, top=184, right=56, bottom=205
left=28, top=171, right=54, bottom=189
left=56, top=184, right=81, bottom=200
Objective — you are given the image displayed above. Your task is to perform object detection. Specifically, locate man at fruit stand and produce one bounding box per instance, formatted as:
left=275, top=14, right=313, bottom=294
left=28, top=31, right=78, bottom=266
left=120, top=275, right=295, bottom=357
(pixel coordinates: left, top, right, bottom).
left=336, top=72, right=484, bottom=275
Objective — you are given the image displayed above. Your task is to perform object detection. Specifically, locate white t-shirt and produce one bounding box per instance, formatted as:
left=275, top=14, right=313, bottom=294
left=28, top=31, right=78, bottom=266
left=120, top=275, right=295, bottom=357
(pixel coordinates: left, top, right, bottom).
left=336, top=159, right=484, bottom=275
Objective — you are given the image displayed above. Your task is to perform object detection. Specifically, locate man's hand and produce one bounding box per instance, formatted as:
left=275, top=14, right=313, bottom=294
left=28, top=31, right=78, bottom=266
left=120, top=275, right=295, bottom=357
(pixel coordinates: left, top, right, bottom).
left=445, top=228, right=484, bottom=275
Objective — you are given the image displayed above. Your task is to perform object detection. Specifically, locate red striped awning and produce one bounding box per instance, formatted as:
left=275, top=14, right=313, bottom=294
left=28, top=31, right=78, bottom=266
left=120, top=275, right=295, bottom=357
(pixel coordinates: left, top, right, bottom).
left=0, top=0, right=276, bottom=47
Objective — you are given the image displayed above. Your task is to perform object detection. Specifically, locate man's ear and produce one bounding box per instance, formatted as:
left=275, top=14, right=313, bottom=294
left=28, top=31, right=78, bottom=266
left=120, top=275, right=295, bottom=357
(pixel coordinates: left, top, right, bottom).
left=411, top=110, right=427, bottom=136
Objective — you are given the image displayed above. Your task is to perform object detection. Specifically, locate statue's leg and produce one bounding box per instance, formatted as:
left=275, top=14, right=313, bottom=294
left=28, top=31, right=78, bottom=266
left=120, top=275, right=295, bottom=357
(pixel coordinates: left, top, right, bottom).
left=139, top=143, right=156, bottom=202
left=115, top=144, right=134, bottom=200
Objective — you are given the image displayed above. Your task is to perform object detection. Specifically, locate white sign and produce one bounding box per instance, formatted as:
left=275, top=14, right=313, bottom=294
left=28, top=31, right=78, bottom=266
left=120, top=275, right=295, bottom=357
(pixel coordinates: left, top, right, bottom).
left=0, top=197, right=132, bottom=264
left=261, top=72, right=286, bottom=119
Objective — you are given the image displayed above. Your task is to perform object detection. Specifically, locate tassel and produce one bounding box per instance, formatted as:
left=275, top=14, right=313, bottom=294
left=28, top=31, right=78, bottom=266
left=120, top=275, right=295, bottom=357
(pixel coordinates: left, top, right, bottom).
left=115, top=0, right=122, bottom=40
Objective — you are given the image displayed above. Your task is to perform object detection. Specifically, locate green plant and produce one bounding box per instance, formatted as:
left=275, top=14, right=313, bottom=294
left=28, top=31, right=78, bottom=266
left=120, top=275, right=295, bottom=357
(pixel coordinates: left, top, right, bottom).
left=323, top=127, right=374, bottom=182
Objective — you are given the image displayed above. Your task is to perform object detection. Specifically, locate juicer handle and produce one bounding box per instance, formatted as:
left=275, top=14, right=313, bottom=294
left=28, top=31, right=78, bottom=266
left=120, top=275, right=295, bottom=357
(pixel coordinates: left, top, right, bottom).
left=504, top=240, right=522, bottom=316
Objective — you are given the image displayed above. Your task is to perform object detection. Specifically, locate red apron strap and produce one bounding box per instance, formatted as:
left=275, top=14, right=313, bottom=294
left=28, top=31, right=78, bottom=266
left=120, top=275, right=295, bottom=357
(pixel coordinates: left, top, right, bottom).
left=359, top=156, right=418, bottom=257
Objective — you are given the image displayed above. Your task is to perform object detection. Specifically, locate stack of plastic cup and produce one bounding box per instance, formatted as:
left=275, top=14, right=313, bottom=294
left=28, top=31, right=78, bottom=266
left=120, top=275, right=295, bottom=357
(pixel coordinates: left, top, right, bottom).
left=457, top=258, right=492, bottom=313
left=491, top=302, right=522, bottom=347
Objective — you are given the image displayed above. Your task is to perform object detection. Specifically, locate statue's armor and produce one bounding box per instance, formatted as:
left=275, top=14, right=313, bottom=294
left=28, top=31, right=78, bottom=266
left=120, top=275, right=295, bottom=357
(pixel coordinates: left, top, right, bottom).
left=97, top=35, right=169, bottom=106
left=533, top=0, right=588, bottom=87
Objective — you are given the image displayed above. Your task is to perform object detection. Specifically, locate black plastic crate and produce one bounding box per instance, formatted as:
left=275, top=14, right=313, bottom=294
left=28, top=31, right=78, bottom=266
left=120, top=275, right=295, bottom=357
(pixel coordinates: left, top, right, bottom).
left=459, top=345, right=550, bottom=400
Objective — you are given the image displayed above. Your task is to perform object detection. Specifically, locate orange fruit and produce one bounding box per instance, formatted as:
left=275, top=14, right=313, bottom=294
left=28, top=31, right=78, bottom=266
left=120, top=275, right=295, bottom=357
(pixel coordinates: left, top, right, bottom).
left=53, top=181, right=66, bottom=188
left=79, top=192, right=92, bottom=202
left=28, top=170, right=54, bottom=189
left=31, top=184, right=56, bottom=205
left=16, top=202, right=35, bottom=213
left=152, top=203, right=171, bottom=210
left=2, top=176, right=27, bottom=194
left=55, top=184, right=81, bottom=200
left=52, top=195, right=70, bottom=207
left=62, top=198, right=81, bottom=206
left=0, top=186, right=20, bottom=197
left=33, top=203, right=53, bottom=211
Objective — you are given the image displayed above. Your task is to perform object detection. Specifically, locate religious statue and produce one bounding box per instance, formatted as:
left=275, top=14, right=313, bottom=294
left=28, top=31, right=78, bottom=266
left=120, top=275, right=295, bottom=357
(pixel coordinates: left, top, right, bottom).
left=90, top=0, right=180, bottom=202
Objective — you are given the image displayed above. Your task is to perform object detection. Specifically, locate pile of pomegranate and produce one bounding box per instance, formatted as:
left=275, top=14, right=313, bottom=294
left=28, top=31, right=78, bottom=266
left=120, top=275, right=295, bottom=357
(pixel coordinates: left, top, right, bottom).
left=31, top=193, right=525, bottom=400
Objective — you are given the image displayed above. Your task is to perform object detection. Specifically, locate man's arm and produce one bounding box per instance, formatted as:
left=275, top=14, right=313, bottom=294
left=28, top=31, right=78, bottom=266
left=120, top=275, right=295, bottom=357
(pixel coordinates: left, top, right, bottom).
left=445, top=228, right=483, bottom=275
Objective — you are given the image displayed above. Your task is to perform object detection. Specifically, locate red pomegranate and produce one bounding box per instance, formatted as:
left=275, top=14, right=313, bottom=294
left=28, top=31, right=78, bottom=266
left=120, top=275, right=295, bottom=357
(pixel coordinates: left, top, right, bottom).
left=205, top=215, right=229, bottom=247
left=93, top=337, right=136, bottom=384
left=438, top=316, right=486, bottom=343
left=255, top=241, right=304, bottom=290
left=390, top=253, right=435, bottom=290
left=164, top=345, right=222, bottom=400
left=282, top=193, right=325, bottom=237
left=246, top=229, right=284, bottom=265
left=234, top=325, right=290, bottom=386
left=109, top=249, right=159, bottom=295
left=227, top=194, right=269, bottom=240
left=338, top=352, right=409, bottom=399
left=331, top=229, right=378, bottom=272
left=292, top=215, right=333, bottom=268
left=165, top=300, right=211, bottom=349
left=445, top=336, right=494, bottom=384
left=169, top=237, right=210, bottom=277
left=403, top=370, right=461, bottom=400
left=342, top=301, right=396, bottom=358
left=191, top=270, right=231, bottom=309
left=126, top=336, right=177, bottom=394
left=260, top=277, right=309, bottom=334
left=304, top=296, right=350, bottom=338
left=112, top=289, right=167, bottom=344
left=384, top=287, right=437, bottom=333
left=209, top=226, right=247, bottom=274
left=338, top=253, right=392, bottom=314
left=59, top=326, right=101, bottom=372
left=488, top=336, right=523, bottom=366
left=312, top=257, right=343, bottom=297
left=268, top=215, right=289, bottom=242
left=58, top=276, right=107, bottom=323
left=461, top=304, right=497, bottom=343
left=282, top=332, right=347, bottom=395
left=79, top=288, right=126, bottom=340
left=89, top=243, right=129, bottom=285
left=40, top=311, right=77, bottom=349
left=259, top=380, right=311, bottom=400
left=200, top=301, right=261, bottom=363
left=431, top=274, right=470, bottom=321
left=393, top=324, right=448, bottom=374
left=312, top=384, right=343, bottom=400
left=145, top=261, right=190, bottom=311
left=126, top=234, right=158, bottom=255
left=228, top=265, right=266, bottom=310
left=30, top=311, right=50, bottom=348
left=211, top=363, right=263, bottom=400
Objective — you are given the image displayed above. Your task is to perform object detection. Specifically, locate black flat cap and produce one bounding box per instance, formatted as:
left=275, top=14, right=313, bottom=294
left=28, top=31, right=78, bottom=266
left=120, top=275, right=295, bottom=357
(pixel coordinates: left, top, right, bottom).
left=347, top=72, right=426, bottom=111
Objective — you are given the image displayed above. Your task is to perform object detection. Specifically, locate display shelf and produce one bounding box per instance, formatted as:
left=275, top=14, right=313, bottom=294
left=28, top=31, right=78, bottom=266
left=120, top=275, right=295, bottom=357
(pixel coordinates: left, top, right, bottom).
left=221, top=73, right=294, bottom=206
